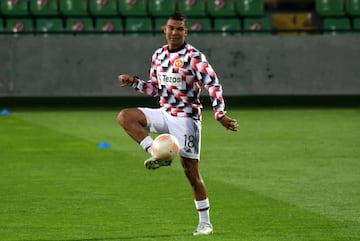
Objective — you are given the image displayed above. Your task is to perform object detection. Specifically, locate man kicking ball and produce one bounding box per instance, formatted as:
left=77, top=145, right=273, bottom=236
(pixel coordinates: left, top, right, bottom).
left=117, top=11, right=238, bottom=235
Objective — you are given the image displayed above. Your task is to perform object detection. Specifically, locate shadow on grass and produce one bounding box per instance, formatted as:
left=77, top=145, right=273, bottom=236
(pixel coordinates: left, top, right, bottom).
left=16, top=233, right=195, bottom=241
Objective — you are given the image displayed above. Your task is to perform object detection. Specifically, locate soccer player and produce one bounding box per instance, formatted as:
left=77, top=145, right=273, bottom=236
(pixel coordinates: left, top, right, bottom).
left=117, top=12, right=238, bottom=236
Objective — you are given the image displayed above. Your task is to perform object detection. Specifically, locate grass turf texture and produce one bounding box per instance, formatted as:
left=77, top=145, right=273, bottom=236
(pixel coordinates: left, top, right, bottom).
left=0, top=108, right=359, bottom=241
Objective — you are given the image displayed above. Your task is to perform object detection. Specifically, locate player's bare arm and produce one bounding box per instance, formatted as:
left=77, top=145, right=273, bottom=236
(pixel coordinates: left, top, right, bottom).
left=118, top=74, right=134, bottom=87
left=218, top=115, right=238, bottom=132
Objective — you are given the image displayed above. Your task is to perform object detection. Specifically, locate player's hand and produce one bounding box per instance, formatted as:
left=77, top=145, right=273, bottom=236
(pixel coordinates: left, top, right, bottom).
left=118, top=74, right=134, bottom=87
left=219, top=115, right=238, bottom=132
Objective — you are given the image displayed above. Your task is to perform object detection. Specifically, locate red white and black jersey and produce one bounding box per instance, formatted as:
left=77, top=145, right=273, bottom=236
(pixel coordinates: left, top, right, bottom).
left=132, top=43, right=226, bottom=121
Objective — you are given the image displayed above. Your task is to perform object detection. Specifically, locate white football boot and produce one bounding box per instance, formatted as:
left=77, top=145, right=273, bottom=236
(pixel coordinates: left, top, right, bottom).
left=144, top=157, right=172, bottom=170
left=193, top=223, right=213, bottom=236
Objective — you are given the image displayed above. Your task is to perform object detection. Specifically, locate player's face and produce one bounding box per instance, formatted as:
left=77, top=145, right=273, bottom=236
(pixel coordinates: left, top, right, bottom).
left=164, top=19, right=187, bottom=50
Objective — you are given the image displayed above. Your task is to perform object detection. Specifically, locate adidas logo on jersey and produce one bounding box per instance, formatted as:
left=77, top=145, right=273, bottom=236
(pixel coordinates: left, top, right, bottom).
left=184, top=147, right=193, bottom=154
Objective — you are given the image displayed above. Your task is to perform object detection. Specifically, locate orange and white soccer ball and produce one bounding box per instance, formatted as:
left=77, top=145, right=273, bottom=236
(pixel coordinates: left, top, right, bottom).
left=152, top=134, right=180, bottom=161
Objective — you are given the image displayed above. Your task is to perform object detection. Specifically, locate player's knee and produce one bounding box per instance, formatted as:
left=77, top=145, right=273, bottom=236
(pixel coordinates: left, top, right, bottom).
left=117, top=108, right=146, bottom=128
left=117, top=109, right=132, bottom=127
left=182, top=158, right=202, bottom=185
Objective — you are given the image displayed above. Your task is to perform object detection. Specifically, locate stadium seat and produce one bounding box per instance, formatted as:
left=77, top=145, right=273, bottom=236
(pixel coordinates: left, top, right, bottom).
left=36, top=18, right=64, bottom=32
left=207, top=0, right=237, bottom=17
left=237, top=0, right=264, bottom=17
left=272, top=13, right=318, bottom=35
left=323, top=17, right=351, bottom=34
left=95, top=18, right=123, bottom=33
left=178, top=0, right=207, bottom=17
left=125, top=17, right=152, bottom=34
left=65, top=18, right=93, bottom=32
left=154, top=17, right=167, bottom=34
left=243, top=17, right=272, bottom=34
left=353, top=18, right=360, bottom=32
left=148, top=0, right=176, bottom=17
left=59, top=0, right=89, bottom=17
left=6, top=18, right=34, bottom=32
left=316, top=0, right=345, bottom=17
left=89, top=0, right=118, bottom=16
left=346, top=0, right=360, bottom=17
left=187, top=18, right=212, bottom=34
left=0, top=0, right=30, bottom=16
left=0, top=19, right=4, bottom=32
left=118, top=0, right=147, bottom=17
left=213, top=18, right=241, bottom=35
left=30, top=0, right=59, bottom=16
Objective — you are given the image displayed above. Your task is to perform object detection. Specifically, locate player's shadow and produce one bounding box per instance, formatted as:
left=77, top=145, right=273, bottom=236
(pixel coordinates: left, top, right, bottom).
left=18, top=233, right=192, bottom=241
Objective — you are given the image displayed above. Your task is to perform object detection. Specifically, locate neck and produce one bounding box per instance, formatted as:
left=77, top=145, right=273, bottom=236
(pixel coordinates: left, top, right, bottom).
left=168, top=42, right=186, bottom=52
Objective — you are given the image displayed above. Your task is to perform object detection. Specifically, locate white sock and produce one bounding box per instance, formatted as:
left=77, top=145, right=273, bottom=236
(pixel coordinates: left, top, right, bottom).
left=195, top=198, right=211, bottom=225
left=140, top=136, right=153, bottom=155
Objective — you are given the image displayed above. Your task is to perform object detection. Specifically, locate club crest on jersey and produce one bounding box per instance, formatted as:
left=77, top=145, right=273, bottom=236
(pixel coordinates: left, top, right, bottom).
left=174, top=58, right=184, bottom=68
left=158, top=73, right=183, bottom=89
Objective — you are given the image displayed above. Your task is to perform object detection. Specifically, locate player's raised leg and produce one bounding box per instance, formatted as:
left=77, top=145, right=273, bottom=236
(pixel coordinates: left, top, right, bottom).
left=117, top=108, right=172, bottom=169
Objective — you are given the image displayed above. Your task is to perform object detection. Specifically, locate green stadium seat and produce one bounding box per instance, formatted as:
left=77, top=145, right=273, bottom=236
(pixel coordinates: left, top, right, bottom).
left=65, top=18, right=93, bottom=32
left=30, top=0, right=59, bottom=16
left=213, top=18, right=241, bottom=35
left=89, top=0, right=118, bottom=17
left=207, top=0, right=237, bottom=17
left=353, top=18, right=360, bottom=32
left=316, top=0, right=345, bottom=17
left=0, top=0, right=29, bottom=16
left=243, top=17, right=272, bottom=34
left=148, top=0, right=176, bottom=17
left=237, top=0, right=264, bottom=17
left=95, top=18, right=123, bottom=32
left=125, top=17, right=152, bottom=34
left=0, top=19, right=4, bottom=32
left=59, top=0, right=88, bottom=17
left=118, top=0, right=147, bottom=17
left=178, top=0, right=207, bottom=17
left=346, top=0, right=360, bottom=17
left=187, top=18, right=212, bottom=34
left=6, top=18, right=34, bottom=32
left=154, top=17, right=167, bottom=34
left=36, top=18, right=64, bottom=32
left=323, top=17, right=351, bottom=34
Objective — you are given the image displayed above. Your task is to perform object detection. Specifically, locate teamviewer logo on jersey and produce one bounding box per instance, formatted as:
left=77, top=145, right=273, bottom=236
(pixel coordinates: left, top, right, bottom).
left=158, top=73, right=183, bottom=89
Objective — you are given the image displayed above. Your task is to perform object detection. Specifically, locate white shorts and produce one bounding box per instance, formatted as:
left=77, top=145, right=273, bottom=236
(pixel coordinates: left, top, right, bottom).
left=138, top=107, right=202, bottom=160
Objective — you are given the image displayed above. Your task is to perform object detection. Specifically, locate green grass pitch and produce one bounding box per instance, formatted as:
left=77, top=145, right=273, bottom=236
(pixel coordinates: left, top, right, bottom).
left=0, top=108, right=359, bottom=241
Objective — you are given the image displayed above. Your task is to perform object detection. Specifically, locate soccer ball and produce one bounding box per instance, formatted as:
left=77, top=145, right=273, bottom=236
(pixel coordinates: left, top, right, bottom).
left=152, top=134, right=180, bottom=161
